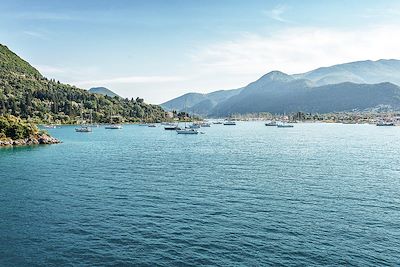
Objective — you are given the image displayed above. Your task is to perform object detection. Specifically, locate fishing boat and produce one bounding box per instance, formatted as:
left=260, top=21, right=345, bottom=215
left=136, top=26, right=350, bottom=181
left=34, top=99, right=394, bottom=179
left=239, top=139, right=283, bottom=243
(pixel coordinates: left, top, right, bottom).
left=265, top=121, right=277, bottom=126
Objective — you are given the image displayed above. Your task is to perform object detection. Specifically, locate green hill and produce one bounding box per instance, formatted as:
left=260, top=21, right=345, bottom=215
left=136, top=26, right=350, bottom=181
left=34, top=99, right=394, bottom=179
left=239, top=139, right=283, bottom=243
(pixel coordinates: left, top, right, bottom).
left=0, top=44, right=166, bottom=123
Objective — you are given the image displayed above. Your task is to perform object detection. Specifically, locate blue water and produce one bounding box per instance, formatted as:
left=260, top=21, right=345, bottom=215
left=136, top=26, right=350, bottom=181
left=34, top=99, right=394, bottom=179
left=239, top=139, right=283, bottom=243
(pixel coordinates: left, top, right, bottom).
left=1, top=122, right=400, bottom=266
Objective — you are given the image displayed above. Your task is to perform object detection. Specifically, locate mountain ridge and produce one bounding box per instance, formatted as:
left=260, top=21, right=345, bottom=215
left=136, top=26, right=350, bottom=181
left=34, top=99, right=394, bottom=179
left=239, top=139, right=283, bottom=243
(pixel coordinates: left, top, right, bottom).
left=163, top=59, right=400, bottom=116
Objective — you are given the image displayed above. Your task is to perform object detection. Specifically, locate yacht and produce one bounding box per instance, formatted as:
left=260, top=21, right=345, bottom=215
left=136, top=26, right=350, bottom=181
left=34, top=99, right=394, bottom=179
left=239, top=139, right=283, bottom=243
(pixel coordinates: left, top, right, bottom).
left=177, top=128, right=199, bottom=134
left=223, top=121, right=236, bottom=125
left=265, top=121, right=277, bottom=126
left=76, top=110, right=93, bottom=132
left=105, top=124, right=123, bottom=129
left=105, top=111, right=123, bottom=129
left=376, top=121, right=395, bottom=126
left=75, top=126, right=92, bottom=132
left=189, top=123, right=201, bottom=129
left=164, top=124, right=181, bottom=130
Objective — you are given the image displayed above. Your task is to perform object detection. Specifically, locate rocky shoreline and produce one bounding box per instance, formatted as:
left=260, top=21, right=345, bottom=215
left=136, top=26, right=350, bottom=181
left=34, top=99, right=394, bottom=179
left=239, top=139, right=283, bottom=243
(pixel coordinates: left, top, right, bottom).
left=0, top=134, right=61, bottom=147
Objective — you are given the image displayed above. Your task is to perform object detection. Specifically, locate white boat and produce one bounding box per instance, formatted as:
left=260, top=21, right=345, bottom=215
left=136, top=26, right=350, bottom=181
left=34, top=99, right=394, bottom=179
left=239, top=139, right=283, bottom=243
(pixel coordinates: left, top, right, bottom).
left=200, top=122, right=211, bottom=127
left=223, top=121, right=236, bottom=125
left=189, top=123, right=201, bottom=129
left=164, top=124, right=181, bottom=131
left=177, top=128, right=199, bottom=134
left=76, top=110, right=93, bottom=132
left=105, top=124, right=122, bottom=129
left=376, top=121, right=395, bottom=126
left=75, top=126, right=92, bottom=132
left=265, top=121, right=277, bottom=126
left=44, top=125, right=57, bottom=129
left=277, top=122, right=294, bottom=128
left=105, top=111, right=122, bottom=129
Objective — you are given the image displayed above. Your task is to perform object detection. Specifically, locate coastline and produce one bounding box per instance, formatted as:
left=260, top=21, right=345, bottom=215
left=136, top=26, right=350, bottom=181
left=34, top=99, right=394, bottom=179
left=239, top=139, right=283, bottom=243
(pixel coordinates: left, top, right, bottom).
left=0, top=134, right=61, bottom=147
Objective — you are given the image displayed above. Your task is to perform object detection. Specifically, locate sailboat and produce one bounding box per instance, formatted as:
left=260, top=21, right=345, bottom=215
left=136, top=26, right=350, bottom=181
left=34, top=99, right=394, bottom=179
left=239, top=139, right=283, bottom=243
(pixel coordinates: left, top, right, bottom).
left=176, top=99, right=198, bottom=134
left=75, top=110, right=92, bottom=132
left=105, top=111, right=122, bottom=129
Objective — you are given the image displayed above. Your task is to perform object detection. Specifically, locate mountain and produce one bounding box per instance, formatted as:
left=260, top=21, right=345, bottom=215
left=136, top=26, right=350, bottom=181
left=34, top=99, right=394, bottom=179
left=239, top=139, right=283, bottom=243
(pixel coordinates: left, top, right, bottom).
left=212, top=79, right=400, bottom=115
left=164, top=59, right=400, bottom=116
left=0, top=44, right=166, bottom=123
left=293, top=59, right=400, bottom=86
left=161, top=88, right=242, bottom=114
left=88, top=87, right=120, bottom=98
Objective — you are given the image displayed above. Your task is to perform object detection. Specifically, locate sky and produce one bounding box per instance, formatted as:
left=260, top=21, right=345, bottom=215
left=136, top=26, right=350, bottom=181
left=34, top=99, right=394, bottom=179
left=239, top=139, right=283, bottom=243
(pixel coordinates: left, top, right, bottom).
left=2, top=0, right=400, bottom=104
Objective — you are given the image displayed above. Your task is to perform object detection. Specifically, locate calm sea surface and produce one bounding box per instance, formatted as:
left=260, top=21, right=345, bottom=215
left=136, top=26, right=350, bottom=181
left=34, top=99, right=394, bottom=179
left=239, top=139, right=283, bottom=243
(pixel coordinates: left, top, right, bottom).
left=1, top=122, right=400, bottom=266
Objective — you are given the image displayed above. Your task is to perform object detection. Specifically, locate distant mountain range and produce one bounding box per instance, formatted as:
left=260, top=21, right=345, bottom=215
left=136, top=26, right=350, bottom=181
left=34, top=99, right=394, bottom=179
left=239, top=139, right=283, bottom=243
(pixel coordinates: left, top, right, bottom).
left=88, top=87, right=120, bottom=98
left=161, top=59, right=400, bottom=116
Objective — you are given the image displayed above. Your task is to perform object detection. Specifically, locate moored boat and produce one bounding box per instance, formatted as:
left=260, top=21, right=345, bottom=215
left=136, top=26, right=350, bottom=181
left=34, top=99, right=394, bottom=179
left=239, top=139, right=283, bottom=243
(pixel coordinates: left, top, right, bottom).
left=177, top=128, right=199, bottom=134
left=265, top=121, right=277, bottom=126
left=223, top=121, right=236, bottom=125
left=376, top=121, right=395, bottom=126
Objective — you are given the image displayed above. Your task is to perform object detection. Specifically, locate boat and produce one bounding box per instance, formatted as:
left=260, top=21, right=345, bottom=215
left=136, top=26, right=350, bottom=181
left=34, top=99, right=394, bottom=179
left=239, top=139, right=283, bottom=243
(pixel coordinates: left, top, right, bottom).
left=75, top=110, right=93, bottom=132
left=148, top=124, right=156, bottom=127
left=44, top=125, right=57, bottom=129
left=200, top=122, right=211, bottom=127
left=212, top=121, right=222, bottom=124
left=223, top=121, right=236, bottom=125
left=376, top=121, right=395, bottom=126
left=189, top=123, right=201, bottom=129
left=265, top=121, right=277, bottom=126
left=177, top=128, right=199, bottom=134
left=164, top=124, right=181, bottom=130
left=105, top=112, right=122, bottom=129
left=105, top=124, right=123, bottom=129
left=277, top=122, right=294, bottom=128
left=75, top=126, right=92, bottom=132
left=177, top=98, right=199, bottom=134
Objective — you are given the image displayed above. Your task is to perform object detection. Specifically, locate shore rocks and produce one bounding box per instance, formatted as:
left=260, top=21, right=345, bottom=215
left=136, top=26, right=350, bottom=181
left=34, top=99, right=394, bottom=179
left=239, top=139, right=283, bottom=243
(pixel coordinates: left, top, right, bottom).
left=0, top=134, right=61, bottom=147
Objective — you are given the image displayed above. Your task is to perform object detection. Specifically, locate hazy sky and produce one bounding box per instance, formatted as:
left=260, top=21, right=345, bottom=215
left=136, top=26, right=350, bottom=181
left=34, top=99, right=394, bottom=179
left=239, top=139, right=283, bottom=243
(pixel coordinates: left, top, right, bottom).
left=2, top=0, right=400, bottom=103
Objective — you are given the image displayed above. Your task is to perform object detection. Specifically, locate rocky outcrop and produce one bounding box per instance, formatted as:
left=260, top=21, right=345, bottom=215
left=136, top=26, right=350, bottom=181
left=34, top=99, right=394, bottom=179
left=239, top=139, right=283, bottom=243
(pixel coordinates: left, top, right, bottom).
left=0, top=134, right=61, bottom=147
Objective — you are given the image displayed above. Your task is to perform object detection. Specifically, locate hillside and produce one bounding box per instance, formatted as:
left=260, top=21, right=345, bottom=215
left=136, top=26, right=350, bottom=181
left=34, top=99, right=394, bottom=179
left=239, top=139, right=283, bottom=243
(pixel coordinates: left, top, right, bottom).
left=88, top=87, right=120, bottom=98
left=164, top=59, right=400, bottom=116
left=161, top=88, right=242, bottom=115
left=293, top=59, right=400, bottom=86
left=0, top=44, right=166, bottom=123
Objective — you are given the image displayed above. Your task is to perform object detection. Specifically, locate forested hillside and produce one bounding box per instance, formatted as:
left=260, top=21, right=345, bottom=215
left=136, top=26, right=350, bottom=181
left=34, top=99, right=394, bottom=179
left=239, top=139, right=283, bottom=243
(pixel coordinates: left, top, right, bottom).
left=0, top=44, right=166, bottom=123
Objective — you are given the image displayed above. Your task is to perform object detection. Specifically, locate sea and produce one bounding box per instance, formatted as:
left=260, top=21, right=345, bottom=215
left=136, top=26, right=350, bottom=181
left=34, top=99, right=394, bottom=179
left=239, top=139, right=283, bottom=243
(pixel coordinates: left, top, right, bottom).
left=1, top=122, right=399, bottom=266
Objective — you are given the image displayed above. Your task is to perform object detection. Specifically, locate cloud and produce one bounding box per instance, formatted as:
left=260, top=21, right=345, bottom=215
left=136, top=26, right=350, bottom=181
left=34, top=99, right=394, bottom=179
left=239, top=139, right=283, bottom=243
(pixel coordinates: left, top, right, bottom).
left=190, top=24, right=400, bottom=76
left=263, top=5, right=290, bottom=23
